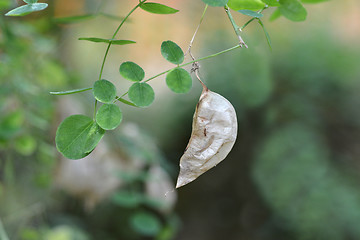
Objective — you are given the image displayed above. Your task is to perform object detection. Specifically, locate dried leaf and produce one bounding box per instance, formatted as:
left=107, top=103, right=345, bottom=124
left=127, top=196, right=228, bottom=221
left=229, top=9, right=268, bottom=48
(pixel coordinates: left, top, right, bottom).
left=176, top=87, right=238, bottom=188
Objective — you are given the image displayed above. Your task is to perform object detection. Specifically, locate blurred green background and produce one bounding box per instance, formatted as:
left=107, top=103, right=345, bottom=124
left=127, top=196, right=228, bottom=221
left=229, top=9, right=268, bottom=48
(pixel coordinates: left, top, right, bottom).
left=1, top=0, right=360, bottom=239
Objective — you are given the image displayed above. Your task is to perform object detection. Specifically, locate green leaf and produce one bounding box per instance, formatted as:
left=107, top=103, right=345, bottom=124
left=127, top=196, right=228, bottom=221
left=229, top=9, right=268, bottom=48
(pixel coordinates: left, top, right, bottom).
left=5, top=3, right=48, bottom=16
left=201, top=0, right=229, bottom=7
left=258, top=19, right=272, bottom=49
left=78, top=38, right=136, bottom=45
left=279, top=0, right=307, bottom=21
left=119, top=62, right=145, bottom=82
left=140, top=2, right=179, bottom=14
left=55, top=115, right=105, bottom=159
left=14, top=135, right=36, bottom=156
left=269, top=8, right=282, bottom=21
left=228, top=0, right=265, bottom=11
left=301, top=0, right=329, bottom=3
left=50, top=87, right=92, bottom=95
left=261, top=0, right=280, bottom=6
left=0, top=111, right=24, bottom=140
left=128, top=82, right=155, bottom=107
left=112, top=191, right=143, bottom=207
left=161, top=41, right=184, bottom=65
left=130, top=211, right=161, bottom=236
left=238, top=9, right=263, bottom=18
left=23, top=0, right=37, bottom=4
left=166, top=68, right=192, bottom=94
left=95, top=103, right=122, bottom=130
left=54, top=14, right=96, bottom=24
left=93, top=79, right=117, bottom=103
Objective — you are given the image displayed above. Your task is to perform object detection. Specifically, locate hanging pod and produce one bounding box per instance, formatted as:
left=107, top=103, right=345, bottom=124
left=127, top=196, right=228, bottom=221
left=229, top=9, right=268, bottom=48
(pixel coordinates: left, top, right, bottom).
left=176, top=86, right=238, bottom=188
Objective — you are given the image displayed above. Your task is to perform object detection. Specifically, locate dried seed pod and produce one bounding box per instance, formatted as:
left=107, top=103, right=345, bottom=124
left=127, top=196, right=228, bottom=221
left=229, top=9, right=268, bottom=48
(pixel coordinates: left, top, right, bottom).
left=176, top=87, right=238, bottom=188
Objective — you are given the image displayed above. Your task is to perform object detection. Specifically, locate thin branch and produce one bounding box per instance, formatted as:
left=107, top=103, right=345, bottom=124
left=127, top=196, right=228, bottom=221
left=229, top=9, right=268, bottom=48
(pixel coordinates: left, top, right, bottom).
left=224, top=5, right=248, bottom=48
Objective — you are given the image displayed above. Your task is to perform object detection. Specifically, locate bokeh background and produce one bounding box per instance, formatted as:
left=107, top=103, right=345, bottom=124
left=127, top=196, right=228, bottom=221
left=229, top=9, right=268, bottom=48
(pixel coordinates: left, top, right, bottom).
left=1, top=0, right=360, bottom=239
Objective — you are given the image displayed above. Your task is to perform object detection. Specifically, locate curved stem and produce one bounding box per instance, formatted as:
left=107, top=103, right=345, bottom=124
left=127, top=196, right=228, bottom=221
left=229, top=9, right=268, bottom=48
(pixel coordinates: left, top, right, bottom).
left=98, top=0, right=147, bottom=80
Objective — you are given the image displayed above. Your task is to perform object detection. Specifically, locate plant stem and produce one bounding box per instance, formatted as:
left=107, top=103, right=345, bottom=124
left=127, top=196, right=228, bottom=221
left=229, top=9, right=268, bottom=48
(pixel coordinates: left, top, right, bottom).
left=144, top=44, right=241, bottom=83
left=98, top=0, right=146, bottom=80
left=240, top=6, right=268, bottom=31
left=93, top=100, right=98, bottom=120
left=186, top=4, right=208, bottom=57
left=0, top=218, right=10, bottom=240
left=224, top=5, right=247, bottom=48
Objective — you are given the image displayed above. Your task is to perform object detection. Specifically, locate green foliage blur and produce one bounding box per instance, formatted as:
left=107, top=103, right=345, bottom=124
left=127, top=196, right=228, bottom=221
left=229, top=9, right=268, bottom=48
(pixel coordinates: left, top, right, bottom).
left=1, top=0, right=360, bottom=240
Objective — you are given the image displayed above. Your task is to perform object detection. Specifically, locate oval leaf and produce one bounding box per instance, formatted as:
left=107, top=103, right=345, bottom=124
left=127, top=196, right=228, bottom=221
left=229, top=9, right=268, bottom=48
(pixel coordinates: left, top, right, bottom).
left=279, top=0, right=307, bottom=21
left=128, top=82, right=155, bottom=107
left=5, top=3, right=48, bottom=16
left=201, top=0, right=229, bottom=6
left=140, top=2, right=179, bottom=14
left=95, top=103, right=122, bottom=130
left=161, top=41, right=184, bottom=65
left=130, top=211, right=161, bottom=236
left=119, top=62, right=145, bottom=82
left=55, top=115, right=105, bottom=160
left=238, top=9, right=263, bottom=18
left=78, top=38, right=136, bottom=45
left=166, top=68, right=192, bottom=94
left=228, top=0, right=265, bottom=11
left=93, top=79, right=117, bottom=103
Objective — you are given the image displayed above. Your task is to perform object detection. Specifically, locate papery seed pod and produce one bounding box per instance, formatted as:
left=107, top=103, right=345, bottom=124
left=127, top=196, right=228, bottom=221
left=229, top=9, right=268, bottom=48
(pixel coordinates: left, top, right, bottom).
left=176, top=87, right=238, bottom=188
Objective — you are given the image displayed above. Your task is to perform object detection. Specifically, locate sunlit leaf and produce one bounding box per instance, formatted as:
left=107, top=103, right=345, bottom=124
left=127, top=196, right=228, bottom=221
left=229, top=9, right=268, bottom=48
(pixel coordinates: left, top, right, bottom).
left=5, top=3, right=48, bottom=16
left=228, top=0, right=265, bottom=11
left=269, top=8, right=282, bottom=21
left=50, top=87, right=92, bottom=95
left=279, top=0, right=307, bottom=21
left=119, top=61, right=145, bottom=82
left=140, top=2, right=179, bottom=14
left=201, top=0, right=229, bottom=7
left=128, top=82, right=155, bottom=107
left=55, top=115, right=105, bottom=159
left=238, top=9, right=263, bottom=18
left=161, top=41, right=184, bottom=65
left=95, top=103, right=122, bottom=130
left=93, top=79, right=117, bottom=103
left=130, top=211, right=161, bottom=236
left=261, top=0, right=280, bottom=6
left=166, top=68, right=192, bottom=94
left=301, top=0, right=329, bottom=3
left=78, top=38, right=136, bottom=45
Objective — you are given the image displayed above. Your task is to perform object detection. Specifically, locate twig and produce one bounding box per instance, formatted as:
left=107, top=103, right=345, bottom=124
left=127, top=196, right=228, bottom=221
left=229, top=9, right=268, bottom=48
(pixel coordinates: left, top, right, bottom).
left=224, top=5, right=248, bottom=48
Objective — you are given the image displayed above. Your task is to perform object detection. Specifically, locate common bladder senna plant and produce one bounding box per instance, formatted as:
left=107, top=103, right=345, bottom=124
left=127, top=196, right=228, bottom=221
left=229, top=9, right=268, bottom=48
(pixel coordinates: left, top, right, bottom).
left=6, top=0, right=326, bottom=187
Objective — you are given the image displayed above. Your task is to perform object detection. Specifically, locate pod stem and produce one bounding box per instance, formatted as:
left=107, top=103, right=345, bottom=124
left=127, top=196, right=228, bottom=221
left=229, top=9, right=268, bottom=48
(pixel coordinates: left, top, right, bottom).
left=195, top=69, right=208, bottom=92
